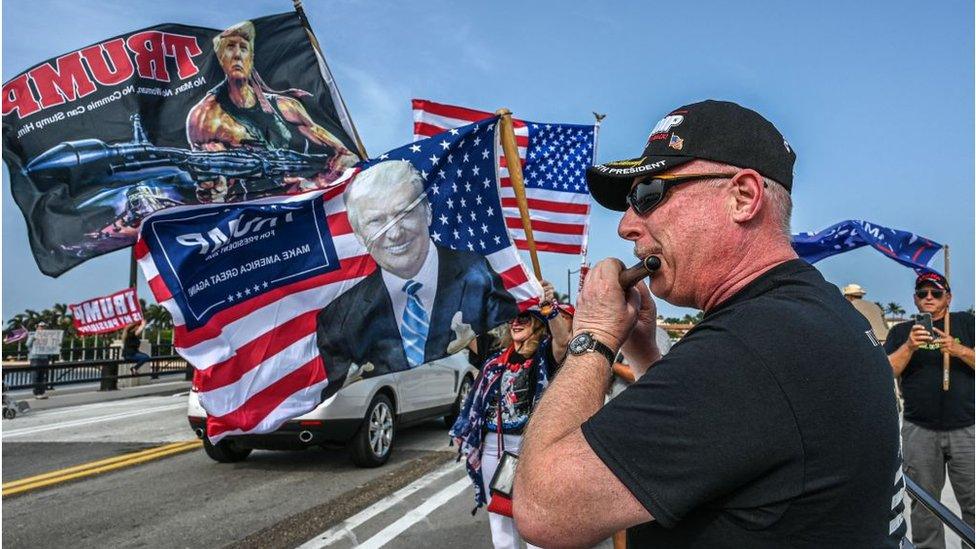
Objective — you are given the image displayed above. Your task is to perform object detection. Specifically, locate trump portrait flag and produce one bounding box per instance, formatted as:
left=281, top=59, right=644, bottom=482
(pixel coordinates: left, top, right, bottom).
left=137, top=118, right=540, bottom=441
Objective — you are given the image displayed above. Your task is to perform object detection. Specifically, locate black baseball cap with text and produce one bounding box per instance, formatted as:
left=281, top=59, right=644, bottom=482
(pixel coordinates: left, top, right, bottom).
left=586, top=100, right=796, bottom=211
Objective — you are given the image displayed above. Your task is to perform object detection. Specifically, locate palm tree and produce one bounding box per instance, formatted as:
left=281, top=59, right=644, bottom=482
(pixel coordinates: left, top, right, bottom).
left=6, top=313, right=29, bottom=330
left=884, top=302, right=906, bottom=318
left=142, top=303, right=173, bottom=329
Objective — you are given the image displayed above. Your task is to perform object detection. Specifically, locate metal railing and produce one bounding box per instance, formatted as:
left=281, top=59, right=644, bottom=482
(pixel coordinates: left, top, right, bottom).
left=2, top=333, right=175, bottom=363
left=905, top=474, right=975, bottom=548
left=2, top=355, right=189, bottom=391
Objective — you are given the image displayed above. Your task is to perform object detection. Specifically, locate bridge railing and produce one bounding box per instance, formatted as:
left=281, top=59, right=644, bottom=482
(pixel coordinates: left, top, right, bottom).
left=2, top=355, right=190, bottom=391
left=905, top=474, right=975, bottom=548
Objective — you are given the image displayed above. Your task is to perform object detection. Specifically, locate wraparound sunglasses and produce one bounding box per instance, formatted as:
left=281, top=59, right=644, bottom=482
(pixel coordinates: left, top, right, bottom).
left=626, top=173, right=738, bottom=215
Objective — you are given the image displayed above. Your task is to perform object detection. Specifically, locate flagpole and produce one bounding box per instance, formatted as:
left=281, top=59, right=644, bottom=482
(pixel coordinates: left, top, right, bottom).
left=496, top=108, right=543, bottom=281
left=580, top=112, right=606, bottom=286
left=292, top=0, right=369, bottom=159
left=942, top=244, right=951, bottom=391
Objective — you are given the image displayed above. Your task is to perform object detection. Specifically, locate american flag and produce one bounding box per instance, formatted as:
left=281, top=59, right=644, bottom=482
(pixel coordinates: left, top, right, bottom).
left=413, top=99, right=595, bottom=255
left=136, top=118, right=540, bottom=442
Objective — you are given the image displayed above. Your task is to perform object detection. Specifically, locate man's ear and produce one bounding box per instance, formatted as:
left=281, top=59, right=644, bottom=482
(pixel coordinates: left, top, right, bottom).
left=728, top=169, right=764, bottom=223
left=425, top=201, right=433, bottom=227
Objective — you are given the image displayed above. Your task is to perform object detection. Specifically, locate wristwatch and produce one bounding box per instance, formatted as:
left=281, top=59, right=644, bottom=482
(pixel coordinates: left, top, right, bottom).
left=568, top=332, right=616, bottom=366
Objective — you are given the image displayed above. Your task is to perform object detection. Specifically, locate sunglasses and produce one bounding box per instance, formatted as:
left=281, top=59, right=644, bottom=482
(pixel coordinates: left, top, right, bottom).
left=510, top=313, right=533, bottom=325
left=626, top=173, right=738, bottom=215
left=915, top=289, right=946, bottom=299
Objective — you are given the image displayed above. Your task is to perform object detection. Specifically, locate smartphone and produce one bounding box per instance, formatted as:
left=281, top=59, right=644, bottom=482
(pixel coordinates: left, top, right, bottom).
left=912, top=313, right=934, bottom=337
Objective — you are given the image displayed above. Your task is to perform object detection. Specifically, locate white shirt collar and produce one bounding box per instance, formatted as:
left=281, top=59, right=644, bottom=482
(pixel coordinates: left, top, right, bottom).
left=382, top=242, right=439, bottom=333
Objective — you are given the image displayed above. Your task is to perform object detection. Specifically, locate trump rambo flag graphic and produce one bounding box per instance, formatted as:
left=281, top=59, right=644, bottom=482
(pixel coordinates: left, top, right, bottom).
left=2, top=12, right=361, bottom=277
left=137, top=119, right=540, bottom=441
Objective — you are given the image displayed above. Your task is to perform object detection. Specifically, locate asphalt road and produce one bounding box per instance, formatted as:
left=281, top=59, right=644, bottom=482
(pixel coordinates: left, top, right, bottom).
left=0, top=389, right=501, bottom=548
left=1, top=388, right=966, bottom=548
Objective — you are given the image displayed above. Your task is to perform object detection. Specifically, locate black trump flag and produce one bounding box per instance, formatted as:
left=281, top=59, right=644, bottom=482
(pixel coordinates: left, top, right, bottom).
left=2, top=12, right=362, bottom=276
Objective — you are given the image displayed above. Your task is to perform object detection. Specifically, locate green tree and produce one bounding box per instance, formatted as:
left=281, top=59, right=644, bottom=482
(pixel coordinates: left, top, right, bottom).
left=884, top=302, right=906, bottom=318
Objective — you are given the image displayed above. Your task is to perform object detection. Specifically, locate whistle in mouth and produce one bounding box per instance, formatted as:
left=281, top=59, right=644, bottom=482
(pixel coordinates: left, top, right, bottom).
left=619, top=256, right=661, bottom=288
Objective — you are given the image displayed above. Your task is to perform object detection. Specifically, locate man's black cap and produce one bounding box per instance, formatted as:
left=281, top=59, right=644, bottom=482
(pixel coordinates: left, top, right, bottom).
left=586, top=100, right=796, bottom=211
left=915, top=272, right=951, bottom=293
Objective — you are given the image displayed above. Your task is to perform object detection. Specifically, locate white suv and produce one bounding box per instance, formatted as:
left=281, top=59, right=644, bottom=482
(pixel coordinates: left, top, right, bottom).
left=187, top=352, right=476, bottom=467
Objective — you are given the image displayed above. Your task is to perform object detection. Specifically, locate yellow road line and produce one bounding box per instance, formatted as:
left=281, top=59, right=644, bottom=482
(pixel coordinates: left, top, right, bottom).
left=3, top=440, right=202, bottom=497
left=2, top=440, right=198, bottom=489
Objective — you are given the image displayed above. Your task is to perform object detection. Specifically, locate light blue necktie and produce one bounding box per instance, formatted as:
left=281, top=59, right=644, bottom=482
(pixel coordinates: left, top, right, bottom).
left=401, top=280, right=430, bottom=368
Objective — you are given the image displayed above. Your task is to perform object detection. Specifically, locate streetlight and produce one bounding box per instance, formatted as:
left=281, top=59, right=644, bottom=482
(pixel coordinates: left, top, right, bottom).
left=567, top=268, right=581, bottom=303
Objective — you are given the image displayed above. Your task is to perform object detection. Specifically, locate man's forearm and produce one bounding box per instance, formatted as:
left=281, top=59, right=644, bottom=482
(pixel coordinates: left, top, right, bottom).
left=956, top=346, right=975, bottom=369
left=521, top=352, right=611, bottom=468
left=888, top=344, right=913, bottom=377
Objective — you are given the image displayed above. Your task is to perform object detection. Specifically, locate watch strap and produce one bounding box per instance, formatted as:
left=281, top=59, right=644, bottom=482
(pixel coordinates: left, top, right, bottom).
left=589, top=338, right=617, bottom=366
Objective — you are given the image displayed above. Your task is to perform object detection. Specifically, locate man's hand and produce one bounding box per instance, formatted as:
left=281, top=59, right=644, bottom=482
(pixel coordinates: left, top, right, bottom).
left=907, top=324, right=933, bottom=351
left=933, top=328, right=960, bottom=357
left=572, top=259, right=641, bottom=351
left=620, top=281, right=661, bottom=375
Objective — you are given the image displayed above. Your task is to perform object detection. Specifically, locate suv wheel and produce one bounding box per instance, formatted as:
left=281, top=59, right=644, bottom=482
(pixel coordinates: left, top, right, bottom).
left=444, top=375, right=473, bottom=428
left=351, top=394, right=395, bottom=468
left=203, top=436, right=252, bottom=463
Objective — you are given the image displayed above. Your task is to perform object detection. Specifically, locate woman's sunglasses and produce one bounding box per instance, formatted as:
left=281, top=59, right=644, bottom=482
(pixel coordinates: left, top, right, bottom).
left=626, top=173, right=737, bottom=215
left=510, top=313, right=533, bottom=325
left=915, top=289, right=946, bottom=300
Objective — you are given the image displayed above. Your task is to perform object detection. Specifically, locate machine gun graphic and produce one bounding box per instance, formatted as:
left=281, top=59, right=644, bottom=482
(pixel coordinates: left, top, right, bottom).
left=25, top=114, right=339, bottom=190
left=27, top=115, right=345, bottom=249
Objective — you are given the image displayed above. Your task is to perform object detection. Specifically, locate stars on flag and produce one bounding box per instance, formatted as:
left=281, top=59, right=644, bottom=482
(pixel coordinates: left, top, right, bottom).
left=360, top=118, right=514, bottom=257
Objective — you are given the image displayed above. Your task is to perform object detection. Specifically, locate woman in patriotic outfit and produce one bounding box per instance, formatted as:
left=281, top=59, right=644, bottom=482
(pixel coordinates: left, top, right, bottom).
left=451, top=280, right=571, bottom=549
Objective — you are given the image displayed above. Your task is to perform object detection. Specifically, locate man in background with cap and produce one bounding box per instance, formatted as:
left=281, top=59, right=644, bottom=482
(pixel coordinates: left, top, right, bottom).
left=515, top=100, right=906, bottom=547
left=843, top=283, right=890, bottom=342
left=886, top=273, right=974, bottom=547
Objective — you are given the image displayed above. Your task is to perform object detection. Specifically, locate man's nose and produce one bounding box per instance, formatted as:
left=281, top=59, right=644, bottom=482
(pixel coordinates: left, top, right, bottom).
left=617, top=208, right=644, bottom=241
left=385, top=222, right=404, bottom=241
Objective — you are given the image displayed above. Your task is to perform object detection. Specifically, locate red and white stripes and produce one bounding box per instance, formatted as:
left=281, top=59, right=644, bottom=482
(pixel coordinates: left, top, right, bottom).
left=413, top=98, right=592, bottom=256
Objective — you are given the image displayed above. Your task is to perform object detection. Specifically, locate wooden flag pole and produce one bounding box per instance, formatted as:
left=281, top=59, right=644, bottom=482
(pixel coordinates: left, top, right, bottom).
left=496, top=108, right=543, bottom=281
left=942, top=244, right=951, bottom=391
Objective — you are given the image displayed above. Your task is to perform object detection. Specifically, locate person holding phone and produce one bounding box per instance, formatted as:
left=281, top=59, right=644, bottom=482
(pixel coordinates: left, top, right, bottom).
left=885, top=272, right=975, bottom=548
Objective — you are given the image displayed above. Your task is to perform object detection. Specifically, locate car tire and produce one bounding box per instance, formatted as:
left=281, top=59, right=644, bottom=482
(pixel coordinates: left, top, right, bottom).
left=444, top=375, right=474, bottom=428
left=350, top=394, right=395, bottom=468
left=203, top=436, right=252, bottom=463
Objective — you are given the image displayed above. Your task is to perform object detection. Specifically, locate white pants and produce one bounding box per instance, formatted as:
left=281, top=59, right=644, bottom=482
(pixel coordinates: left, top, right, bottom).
left=481, top=433, right=541, bottom=549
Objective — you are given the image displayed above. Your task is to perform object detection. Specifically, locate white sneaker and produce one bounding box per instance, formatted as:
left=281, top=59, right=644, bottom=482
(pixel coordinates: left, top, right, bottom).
left=35, top=394, right=48, bottom=400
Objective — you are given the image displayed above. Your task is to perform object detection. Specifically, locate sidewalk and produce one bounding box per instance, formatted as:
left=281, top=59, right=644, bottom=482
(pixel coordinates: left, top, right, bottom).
left=6, top=376, right=191, bottom=412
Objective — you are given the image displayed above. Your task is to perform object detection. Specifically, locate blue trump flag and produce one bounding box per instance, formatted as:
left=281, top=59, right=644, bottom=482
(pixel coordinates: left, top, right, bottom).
left=792, top=220, right=943, bottom=274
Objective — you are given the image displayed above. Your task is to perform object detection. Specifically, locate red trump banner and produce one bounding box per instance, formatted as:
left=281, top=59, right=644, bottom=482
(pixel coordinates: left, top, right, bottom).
left=71, top=288, right=144, bottom=335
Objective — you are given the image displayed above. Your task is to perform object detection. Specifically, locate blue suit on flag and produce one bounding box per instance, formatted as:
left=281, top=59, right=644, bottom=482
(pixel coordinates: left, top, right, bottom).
left=315, top=244, right=518, bottom=387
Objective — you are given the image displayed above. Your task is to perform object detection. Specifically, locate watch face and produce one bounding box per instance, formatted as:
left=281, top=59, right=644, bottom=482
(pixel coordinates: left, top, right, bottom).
left=569, top=333, right=593, bottom=355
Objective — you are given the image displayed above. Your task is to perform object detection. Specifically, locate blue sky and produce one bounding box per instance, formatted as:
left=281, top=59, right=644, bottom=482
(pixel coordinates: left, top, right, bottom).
left=3, top=0, right=973, bottom=321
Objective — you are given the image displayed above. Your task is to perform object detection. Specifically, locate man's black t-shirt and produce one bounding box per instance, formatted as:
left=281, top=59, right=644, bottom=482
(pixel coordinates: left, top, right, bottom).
left=581, top=260, right=905, bottom=547
left=884, top=312, right=975, bottom=430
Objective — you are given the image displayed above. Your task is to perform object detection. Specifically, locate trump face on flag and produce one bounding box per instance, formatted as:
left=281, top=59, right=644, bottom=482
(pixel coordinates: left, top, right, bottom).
left=316, top=160, right=519, bottom=377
